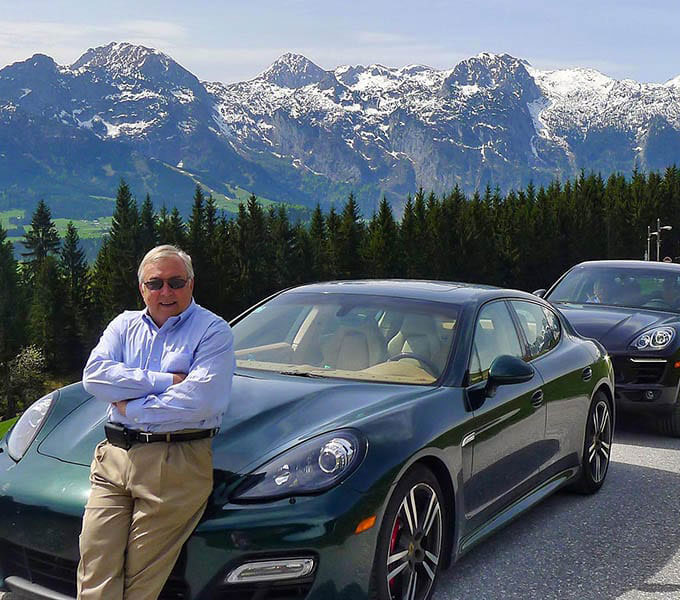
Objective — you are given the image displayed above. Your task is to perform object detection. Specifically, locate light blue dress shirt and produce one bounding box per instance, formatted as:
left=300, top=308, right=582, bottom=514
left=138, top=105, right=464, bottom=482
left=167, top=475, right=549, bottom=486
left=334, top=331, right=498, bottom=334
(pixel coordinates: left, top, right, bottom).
left=83, top=300, right=235, bottom=433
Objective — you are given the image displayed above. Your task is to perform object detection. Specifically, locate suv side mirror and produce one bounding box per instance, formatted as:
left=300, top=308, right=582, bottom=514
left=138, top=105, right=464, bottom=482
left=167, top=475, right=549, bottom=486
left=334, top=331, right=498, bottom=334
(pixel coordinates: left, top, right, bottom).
left=532, top=289, right=546, bottom=298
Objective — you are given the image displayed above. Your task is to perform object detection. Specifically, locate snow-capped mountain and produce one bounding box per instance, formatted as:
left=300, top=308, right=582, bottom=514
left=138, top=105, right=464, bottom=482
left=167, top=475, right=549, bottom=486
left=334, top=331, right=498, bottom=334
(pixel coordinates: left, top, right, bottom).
left=1, top=42, right=680, bottom=218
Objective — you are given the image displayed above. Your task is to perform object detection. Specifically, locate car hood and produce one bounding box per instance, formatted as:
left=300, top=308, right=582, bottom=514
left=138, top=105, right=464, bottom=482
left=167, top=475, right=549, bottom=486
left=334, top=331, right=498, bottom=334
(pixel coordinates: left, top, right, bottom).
left=554, top=303, right=680, bottom=351
left=37, top=372, right=432, bottom=472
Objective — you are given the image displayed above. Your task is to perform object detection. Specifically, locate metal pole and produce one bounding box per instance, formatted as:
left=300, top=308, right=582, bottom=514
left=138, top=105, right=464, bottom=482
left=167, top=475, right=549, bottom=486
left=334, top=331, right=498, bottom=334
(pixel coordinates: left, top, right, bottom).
left=647, top=226, right=651, bottom=261
left=657, top=218, right=661, bottom=261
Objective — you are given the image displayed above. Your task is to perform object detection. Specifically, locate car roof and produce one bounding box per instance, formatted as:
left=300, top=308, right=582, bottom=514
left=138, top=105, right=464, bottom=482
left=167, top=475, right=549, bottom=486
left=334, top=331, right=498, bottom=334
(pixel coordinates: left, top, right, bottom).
left=574, top=260, right=680, bottom=271
left=284, top=279, right=541, bottom=305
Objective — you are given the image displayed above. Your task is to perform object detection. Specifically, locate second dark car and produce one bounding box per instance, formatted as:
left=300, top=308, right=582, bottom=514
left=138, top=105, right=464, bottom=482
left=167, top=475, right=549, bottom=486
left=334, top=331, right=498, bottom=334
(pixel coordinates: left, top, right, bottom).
left=540, top=260, right=680, bottom=436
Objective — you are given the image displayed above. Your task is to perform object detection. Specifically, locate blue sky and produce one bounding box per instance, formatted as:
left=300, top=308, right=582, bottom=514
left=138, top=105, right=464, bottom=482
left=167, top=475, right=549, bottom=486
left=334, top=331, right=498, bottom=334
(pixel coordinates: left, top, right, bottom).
left=1, top=0, right=678, bottom=83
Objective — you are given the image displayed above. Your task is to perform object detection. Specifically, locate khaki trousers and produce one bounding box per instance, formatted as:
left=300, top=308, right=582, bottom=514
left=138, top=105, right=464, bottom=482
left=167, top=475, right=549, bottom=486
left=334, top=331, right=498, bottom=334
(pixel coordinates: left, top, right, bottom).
left=77, top=437, right=213, bottom=600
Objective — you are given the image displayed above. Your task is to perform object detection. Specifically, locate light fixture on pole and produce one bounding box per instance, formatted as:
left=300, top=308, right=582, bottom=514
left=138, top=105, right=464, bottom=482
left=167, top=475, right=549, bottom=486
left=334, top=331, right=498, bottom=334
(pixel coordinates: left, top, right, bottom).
left=656, top=218, right=672, bottom=261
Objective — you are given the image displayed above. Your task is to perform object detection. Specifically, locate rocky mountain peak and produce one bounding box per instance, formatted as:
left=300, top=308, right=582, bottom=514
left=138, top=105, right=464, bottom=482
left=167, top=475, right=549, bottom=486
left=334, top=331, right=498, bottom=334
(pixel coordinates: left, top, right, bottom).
left=71, top=42, right=163, bottom=75
left=260, top=53, right=327, bottom=88
left=441, top=52, right=538, bottom=100
left=69, top=41, right=203, bottom=97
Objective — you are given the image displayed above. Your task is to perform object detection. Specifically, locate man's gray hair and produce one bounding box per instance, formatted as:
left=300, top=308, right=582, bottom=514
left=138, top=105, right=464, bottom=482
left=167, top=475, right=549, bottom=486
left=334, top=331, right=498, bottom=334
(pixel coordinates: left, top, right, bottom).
left=138, top=245, right=194, bottom=284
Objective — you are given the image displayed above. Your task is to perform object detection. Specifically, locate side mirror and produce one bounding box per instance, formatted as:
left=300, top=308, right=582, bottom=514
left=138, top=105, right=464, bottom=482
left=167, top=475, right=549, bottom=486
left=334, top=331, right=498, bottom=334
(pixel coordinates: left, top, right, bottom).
left=465, top=355, right=535, bottom=410
left=488, top=355, right=534, bottom=385
left=532, top=289, right=546, bottom=298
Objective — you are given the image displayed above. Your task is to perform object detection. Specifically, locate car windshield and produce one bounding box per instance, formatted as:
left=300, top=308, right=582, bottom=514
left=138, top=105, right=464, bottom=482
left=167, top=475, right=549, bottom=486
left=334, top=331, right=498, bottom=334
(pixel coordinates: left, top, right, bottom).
left=232, top=292, right=459, bottom=384
left=547, top=265, right=680, bottom=312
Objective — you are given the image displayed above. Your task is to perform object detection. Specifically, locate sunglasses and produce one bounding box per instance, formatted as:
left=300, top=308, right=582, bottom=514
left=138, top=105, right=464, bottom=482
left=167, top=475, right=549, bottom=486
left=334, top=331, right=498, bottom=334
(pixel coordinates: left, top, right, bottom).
left=143, top=277, right=189, bottom=291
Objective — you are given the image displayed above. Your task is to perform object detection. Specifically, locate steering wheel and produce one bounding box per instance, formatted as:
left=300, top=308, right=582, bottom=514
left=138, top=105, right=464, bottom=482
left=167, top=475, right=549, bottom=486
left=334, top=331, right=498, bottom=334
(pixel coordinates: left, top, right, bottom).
left=387, top=352, right=439, bottom=377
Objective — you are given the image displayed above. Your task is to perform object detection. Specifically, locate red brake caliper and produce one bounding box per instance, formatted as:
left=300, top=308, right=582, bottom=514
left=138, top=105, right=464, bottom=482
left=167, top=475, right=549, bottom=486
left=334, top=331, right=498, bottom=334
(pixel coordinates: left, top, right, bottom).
left=388, top=518, right=403, bottom=589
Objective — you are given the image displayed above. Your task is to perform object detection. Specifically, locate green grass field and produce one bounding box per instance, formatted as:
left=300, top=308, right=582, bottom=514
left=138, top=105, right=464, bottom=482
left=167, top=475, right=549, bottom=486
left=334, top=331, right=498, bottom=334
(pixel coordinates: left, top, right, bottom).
left=53, top=217, right=113, bottom=239
left=0, top=416, right=18, bottom=438
left=0, top=209, right=25, bottom=231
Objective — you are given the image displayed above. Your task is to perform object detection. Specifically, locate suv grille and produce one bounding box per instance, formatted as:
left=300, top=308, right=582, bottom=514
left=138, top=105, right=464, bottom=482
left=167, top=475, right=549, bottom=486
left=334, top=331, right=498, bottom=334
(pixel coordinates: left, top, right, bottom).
left=611, top=357, right=667, bottom=385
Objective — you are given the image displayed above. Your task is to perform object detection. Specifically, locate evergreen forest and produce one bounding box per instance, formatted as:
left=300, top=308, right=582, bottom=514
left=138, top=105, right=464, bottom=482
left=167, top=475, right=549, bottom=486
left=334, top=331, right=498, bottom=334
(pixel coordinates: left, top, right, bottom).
left=2, top=167, right=680, bottom=417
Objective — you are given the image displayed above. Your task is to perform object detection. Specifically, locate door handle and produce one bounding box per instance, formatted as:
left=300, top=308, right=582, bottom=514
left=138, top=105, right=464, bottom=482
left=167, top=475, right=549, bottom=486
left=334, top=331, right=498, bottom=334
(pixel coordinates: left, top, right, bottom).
left=531, top=389, right=544, bottom=408
left=582, top=367, right=593, bottom=381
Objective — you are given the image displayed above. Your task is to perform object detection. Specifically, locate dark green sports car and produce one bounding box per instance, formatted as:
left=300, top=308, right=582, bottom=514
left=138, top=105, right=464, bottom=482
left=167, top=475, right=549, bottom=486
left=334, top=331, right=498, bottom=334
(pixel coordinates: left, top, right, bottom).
left=0, top=281, right=614, bottom=600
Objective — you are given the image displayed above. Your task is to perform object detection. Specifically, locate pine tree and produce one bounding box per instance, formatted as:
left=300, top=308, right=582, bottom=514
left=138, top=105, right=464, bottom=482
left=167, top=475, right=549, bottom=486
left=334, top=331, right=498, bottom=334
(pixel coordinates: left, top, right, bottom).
left=22, top=199, right=61, bottom=271
left=187, top=185, right=207, bottom=303
left=199, top=194, right=221, bottom=312
left=168, top=207, right=187, bottom=248
left=60, top=222, right=92, bottom=367
left=268, top=205, right=294, bottom=291
left=138, top=194, right=158, bottom=255
left=325, top=206, right=341, bottom=279
left=0, top=223, right=22, bottom=366
left=337, top=193, right=365, bottom=279
left=27, top=256, right=68, bottom=369
left=98, top=180, right=140, bottom=321
left=308, top=203, right=327, bottom=281
left=365, top=197, right=399, bottom=278
left=157, top=205, right=172, bottom=244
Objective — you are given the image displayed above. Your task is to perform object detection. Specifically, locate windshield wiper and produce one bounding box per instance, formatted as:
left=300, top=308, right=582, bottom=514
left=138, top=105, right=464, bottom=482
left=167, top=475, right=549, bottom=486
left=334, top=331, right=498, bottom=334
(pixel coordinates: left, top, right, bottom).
left=278, top=370, right=327, bottom=378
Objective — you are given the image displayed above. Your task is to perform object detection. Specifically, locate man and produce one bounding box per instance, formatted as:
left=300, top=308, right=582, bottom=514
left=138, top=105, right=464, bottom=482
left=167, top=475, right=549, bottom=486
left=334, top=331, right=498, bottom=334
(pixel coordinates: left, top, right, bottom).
left=78, top=245, right=235, bottom=600
left=587, top=277, right=616, bottom=304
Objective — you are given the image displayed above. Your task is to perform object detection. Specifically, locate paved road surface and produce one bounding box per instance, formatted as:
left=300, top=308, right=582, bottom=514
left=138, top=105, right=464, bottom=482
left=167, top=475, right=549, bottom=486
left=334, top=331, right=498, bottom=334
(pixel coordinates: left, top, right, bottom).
left=432, top=415, right=680, bottom=600
left=2, top=416, right=679, bottom=600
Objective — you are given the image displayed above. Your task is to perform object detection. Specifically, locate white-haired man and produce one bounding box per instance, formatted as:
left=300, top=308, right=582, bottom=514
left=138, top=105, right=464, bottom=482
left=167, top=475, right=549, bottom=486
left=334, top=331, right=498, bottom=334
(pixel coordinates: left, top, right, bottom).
left=78, top=244, right=235, bottom=600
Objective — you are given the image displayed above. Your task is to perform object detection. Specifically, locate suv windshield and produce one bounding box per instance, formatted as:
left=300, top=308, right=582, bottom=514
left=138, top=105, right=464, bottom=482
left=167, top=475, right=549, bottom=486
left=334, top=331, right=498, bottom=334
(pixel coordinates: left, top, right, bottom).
left=548, top=265, right=680, bottom=312
left=232, top=292, right=459, bottom=384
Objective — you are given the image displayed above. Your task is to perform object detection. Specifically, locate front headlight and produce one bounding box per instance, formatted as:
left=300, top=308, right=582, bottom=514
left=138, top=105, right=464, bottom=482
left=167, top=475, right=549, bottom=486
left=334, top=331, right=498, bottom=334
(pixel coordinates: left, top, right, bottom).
left=231, top=429, right=366, bottom=502
left=631, top=327, right=675, bottom=351
left=7, top=393, right=56, bottom=461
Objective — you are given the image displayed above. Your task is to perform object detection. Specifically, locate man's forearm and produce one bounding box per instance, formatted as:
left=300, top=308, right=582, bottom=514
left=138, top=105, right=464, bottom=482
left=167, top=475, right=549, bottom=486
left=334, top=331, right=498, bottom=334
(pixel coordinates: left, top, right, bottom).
left=83, top=359, right=175, bottom=402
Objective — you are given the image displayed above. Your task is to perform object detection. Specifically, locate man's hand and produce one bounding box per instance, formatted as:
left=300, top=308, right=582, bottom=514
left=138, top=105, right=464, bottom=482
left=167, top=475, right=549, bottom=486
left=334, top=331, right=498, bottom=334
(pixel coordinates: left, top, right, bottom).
left=172, top=373, right=187, bottom=385
left=112, top=374, right=185, bottom=418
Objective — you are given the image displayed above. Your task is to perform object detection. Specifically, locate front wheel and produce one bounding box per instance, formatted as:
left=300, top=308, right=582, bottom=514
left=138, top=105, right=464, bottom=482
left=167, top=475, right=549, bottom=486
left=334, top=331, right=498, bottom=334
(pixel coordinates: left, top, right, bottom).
left=371, top=466, right=445, bottom=600
left=570, top=391, right=613, bottom=494
left=657, top=395, right=680, bottom=437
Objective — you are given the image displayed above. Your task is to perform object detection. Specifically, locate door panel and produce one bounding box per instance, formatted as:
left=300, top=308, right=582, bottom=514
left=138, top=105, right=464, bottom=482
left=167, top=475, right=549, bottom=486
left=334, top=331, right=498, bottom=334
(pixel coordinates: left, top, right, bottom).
left=462, top=301, right=547, bottom=533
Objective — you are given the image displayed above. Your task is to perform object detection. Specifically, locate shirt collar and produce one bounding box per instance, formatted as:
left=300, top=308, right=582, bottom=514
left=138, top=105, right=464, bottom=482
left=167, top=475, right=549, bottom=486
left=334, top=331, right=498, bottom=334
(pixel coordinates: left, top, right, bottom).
left=141, top=299, right=197, bottom=331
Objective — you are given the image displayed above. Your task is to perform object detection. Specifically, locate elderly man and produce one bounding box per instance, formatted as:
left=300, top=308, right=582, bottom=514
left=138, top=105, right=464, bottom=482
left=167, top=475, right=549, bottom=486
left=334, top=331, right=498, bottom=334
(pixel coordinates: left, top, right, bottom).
left=78, top=244, right=235, bottom=600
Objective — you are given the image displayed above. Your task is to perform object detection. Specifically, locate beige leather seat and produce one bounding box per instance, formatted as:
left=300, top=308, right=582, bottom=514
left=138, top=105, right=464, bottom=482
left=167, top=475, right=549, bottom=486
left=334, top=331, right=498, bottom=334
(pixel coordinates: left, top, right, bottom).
left=322, top=319, right=388, bottom=371
left=387, top=314, right=443, bottom=370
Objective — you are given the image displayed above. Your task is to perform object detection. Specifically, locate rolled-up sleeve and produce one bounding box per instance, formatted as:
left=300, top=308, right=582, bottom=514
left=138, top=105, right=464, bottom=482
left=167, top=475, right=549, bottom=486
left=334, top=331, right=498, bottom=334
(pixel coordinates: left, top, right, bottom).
left=83, top=314, right=174, bottom=403
left=124, top=322, right=234, bottom=425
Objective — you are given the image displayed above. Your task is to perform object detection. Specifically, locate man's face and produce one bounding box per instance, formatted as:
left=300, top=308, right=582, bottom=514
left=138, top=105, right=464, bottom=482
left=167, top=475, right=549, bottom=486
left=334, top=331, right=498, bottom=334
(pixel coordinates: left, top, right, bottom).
left=139, top=256, right=194, bottom=327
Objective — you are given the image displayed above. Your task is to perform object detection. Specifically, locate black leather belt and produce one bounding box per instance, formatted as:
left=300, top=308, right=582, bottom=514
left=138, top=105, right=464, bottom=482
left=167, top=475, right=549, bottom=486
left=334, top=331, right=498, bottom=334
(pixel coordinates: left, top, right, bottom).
left=105, top=422, right=218, bottom=450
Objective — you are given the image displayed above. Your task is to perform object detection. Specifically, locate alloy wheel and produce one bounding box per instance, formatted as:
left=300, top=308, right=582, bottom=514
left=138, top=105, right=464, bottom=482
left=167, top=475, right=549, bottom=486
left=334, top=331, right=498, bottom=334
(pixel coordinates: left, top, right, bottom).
left=386, top=482, right=443, bottom=600
left=587, top=399, right=612, bottom=483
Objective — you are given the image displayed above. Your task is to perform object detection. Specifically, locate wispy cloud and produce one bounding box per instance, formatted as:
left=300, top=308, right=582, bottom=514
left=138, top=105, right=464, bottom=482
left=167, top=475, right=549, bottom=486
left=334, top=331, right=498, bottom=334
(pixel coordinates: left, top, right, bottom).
left=355, top=31, right=411, bottom=46
left=0, top=20, right=188, bottom=67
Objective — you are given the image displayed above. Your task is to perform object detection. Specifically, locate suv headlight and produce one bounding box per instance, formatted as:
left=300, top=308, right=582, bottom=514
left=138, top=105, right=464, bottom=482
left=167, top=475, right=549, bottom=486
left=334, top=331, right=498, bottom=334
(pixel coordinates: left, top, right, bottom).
left=631, top=327, right=675, bottom=351
left=231, top=429, right=366, bottom=502
left=7, top=393, right=56, bottom=461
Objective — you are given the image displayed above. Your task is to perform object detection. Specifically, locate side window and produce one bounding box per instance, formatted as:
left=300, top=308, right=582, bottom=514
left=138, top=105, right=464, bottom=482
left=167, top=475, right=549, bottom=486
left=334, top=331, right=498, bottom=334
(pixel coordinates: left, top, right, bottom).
left=510, top=301, right=561, bottom=359
left=468, top=301, right=523, bottom=385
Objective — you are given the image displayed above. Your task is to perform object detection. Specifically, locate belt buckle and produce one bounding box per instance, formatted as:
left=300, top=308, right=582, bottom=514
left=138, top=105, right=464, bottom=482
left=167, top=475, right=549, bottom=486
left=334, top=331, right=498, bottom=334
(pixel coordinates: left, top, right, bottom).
left=139, top=432, right=154, bottom=443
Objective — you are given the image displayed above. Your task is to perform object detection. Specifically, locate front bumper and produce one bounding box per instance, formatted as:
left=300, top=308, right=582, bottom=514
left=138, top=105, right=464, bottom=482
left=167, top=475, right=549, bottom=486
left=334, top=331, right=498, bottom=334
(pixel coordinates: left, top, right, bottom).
left=0, top=446, right=384, bottom=600
left=611, top=354, right=679, bottom=414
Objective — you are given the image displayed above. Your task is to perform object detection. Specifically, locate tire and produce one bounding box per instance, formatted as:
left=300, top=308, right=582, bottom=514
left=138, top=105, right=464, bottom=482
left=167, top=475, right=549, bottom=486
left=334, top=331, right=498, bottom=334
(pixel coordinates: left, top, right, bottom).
left=657, top=396, right=680, bottom=437
left=570, top=391, right=613, bottom=494
left=370, top=465, right=445, bottom=600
